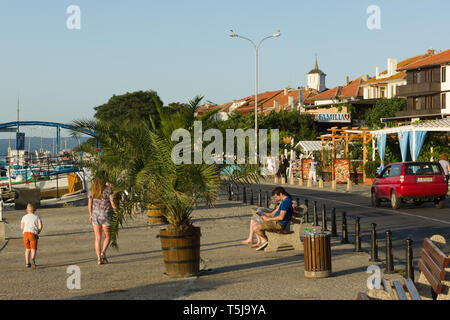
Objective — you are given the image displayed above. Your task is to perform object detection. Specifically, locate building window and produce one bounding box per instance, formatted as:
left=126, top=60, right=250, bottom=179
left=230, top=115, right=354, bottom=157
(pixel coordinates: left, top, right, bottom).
left=442, top=67, right=447, bottom=83
left=443, top=93, right=447, bottom=109
left=380, top=87, right=386, bottom=98
left=413, top=98, right=419, bottom=110
left=413, top=71, right=418, bottom=84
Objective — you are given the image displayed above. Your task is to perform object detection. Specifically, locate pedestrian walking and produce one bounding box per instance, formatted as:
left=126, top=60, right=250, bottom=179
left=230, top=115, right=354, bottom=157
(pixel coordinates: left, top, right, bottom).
left=21, top=203, right=43, bottom=268
left=308, top=157, right=318, bottom=184
left=88, top=177, right=117, bottom=265
left=439, top=154, right=450, bottom=184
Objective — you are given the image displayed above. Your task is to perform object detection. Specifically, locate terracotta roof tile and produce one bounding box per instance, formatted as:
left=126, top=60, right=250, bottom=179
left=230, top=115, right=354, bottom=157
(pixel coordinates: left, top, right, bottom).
left=310, top=77, right=365, bottom=101
left=398, top=49, right=450, bottom=70
left=361, top=53, right=433, bottom=86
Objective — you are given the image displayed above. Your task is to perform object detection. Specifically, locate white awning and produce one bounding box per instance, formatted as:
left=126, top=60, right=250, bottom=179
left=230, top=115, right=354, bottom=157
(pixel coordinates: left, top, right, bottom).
left=371, top=118, right=450, bottom=135
left=295, top=140, right=330, bottom=152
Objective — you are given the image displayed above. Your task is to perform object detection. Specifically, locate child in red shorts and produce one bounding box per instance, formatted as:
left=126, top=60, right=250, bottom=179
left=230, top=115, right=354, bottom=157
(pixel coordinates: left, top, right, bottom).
left=20, top=203, right=43, bottom=268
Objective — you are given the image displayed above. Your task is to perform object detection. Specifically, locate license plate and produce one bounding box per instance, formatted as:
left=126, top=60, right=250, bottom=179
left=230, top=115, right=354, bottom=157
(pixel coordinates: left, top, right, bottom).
left=416, top=177, right=433, bottom=182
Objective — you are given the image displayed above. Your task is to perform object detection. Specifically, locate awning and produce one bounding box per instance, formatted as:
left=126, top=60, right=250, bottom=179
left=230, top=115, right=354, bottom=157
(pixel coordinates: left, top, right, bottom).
left=295, top=141, right=331, bottom=152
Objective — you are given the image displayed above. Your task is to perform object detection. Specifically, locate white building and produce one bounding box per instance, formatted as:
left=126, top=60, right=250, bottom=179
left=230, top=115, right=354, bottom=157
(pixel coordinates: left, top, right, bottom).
left=360, top=51, right=434, bottom=100
left=306, top=58, right=327, bottom=93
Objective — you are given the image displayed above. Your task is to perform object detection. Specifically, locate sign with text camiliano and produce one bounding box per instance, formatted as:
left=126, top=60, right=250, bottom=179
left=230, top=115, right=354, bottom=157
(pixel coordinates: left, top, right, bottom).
left=171, top=121, right=279, bottom=165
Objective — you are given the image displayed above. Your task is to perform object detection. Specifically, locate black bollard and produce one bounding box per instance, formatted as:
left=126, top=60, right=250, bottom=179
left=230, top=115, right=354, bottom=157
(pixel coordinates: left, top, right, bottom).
left=304, top=199, right=309, bottom=223
left=228, top=184, right=232, bottom=201
left=385, top=231, right=395, bottom=274
left=406, top=238, right=414, bottom=281
left=321, top=204, right=328, bottom=232
left=242, top=186, right=247, bottom=204
left=341, top=212, right=349, bottom=244
left=236, top=186, right=240, bottom=201
left=331, top=208, right=337, bottom=237
left=258, top=189, right=262, bottom=207
left=313, top=201, right=319, bottom=226
left=250, top=189, right=254, bottom=205
left=370, top=223, right=379, bottom=262
left=354, top=217, right=362, bottom=252
left=265, top=191, right=269, bottom=208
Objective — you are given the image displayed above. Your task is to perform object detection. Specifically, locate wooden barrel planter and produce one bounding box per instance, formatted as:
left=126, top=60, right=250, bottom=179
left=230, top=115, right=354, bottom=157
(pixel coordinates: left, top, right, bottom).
left=159, top=226, right=201, bottom=277
left=147, top=205, right=167, bottom=224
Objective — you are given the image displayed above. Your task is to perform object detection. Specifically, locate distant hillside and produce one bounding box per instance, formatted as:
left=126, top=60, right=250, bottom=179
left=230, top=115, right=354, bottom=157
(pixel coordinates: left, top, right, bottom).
left=0, top=137, right=89, bottom=156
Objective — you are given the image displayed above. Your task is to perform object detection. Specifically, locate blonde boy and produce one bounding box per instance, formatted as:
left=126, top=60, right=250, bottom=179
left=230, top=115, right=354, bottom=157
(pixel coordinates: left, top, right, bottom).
left=20, top=203, right=43, bottom=268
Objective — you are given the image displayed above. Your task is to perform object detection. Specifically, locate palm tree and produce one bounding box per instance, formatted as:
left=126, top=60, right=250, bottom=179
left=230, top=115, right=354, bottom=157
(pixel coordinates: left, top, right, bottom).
left=71, top=95, right=260, bottom=248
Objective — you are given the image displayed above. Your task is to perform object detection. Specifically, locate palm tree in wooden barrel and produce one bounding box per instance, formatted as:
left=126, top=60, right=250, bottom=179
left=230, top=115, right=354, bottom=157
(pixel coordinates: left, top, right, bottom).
left=71, top=95, right=259, bottom=277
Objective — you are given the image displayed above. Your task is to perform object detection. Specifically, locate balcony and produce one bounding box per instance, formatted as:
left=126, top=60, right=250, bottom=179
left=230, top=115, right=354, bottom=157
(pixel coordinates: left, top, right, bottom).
left=397, top=82, right=441, bottom=97
left=396, top=108, right=442, bottom=118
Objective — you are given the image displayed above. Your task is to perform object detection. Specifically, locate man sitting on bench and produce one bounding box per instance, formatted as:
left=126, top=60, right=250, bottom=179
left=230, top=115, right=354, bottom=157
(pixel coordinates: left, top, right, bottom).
left=252, top=187, right=294, bottom=251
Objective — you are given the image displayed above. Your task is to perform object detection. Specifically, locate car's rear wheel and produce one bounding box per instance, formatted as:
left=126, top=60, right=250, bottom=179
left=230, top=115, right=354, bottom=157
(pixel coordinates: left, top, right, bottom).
left=434, top=198, right=445, bottom=209
left=391, top=190, right=401, bottom=209
left=371, top=190, right=380, bottom=207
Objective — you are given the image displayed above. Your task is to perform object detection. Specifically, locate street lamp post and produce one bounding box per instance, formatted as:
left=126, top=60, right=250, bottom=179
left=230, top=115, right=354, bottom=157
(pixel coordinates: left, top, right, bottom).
left=230, top=30, right=281, bottom=164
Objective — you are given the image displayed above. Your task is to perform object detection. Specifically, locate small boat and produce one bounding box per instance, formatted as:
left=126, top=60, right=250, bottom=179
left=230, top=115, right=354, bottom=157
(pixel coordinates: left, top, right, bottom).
left=0, top=148, right=89, bottom=200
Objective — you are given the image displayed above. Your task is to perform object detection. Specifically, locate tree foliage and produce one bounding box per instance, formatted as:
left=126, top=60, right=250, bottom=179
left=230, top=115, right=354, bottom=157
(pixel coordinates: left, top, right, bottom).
left=365, top=98, right=406, bottom=129
left=94, top=90, right=164, bottom=127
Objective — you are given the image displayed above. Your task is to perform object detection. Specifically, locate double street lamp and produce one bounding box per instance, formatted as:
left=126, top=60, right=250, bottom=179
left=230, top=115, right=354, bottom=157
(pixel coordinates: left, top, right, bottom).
left=230, top=29, right=281, bottom=164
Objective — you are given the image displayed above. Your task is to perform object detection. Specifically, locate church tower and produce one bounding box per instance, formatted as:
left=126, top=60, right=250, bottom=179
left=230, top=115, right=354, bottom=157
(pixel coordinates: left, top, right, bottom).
left=307, top=56, right=326, bottom=92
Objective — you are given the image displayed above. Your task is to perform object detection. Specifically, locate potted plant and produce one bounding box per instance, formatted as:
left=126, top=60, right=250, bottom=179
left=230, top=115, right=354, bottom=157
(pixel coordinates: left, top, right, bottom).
left=72, top=96, right=258, bottom=277
left=364, top=160, right=378, bottom=185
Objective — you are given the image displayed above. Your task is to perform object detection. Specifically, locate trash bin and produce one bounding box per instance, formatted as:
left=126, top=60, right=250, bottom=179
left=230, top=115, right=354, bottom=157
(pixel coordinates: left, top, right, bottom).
left=303, top=232, right=332, bottom=278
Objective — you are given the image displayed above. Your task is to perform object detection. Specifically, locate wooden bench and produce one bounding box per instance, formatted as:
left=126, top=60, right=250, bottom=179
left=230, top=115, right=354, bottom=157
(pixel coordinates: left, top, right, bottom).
left=416, top=235, right=450, bottom=300
left=264, top=204, right=311, bottom=253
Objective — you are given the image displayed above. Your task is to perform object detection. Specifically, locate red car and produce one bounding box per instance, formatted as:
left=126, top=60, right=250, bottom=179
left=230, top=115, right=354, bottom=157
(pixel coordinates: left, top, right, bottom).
left=371, top=162, right=447, bottom=209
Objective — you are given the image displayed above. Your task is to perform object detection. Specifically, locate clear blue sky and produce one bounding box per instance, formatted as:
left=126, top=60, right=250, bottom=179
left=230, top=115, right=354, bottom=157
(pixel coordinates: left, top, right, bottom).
left=1, top=0, right=449, bottom=131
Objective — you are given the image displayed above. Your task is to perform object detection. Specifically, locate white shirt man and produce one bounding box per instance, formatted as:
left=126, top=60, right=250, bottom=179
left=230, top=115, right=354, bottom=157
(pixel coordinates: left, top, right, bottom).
left=308, top=158, right=318, bottom=183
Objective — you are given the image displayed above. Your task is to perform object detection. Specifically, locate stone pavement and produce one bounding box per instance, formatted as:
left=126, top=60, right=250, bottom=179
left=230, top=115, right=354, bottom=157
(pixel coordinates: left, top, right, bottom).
left=261, top=178, right=372, bottom=198
left=0, top=192, right=405, bottom=300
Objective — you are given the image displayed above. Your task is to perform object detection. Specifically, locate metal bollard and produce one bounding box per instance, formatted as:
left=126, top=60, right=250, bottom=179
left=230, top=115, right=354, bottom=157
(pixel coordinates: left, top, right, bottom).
left=370, top=223, right=379, bottom=262
left=258, top=189, right=262, bottom=207
left=304, top=199, right=309, bottom=223
left=242, top=186, right=247, bottom=204
left=321, top=204, right=328, bottom=232
left=313, top=201, right=319, bottom=226
left=331, top=208, right=337, bottom=237
left=354, top=217, right=362, bottom=252
left=341, top=212, right=349, bottom=244
left=265, top=191, right=269, bottom=208
left=236, top=186, right=240, bottom=201
left=385, top=231, right=395, bottom=274
left=250, top=189, right=254, bottom=205
left=228, top=184, right=232, bottom=201
left=406, top=238, right=414, bottom=281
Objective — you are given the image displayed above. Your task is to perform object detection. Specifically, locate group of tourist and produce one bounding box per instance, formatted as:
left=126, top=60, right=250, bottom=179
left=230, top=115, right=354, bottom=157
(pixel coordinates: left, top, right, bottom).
left=20, top=177, right=116, bottom=268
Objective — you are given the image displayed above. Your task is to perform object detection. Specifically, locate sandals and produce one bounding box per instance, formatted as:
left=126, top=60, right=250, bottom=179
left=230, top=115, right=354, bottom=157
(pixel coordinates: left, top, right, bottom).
left=101, top=253, right=109, bottom=264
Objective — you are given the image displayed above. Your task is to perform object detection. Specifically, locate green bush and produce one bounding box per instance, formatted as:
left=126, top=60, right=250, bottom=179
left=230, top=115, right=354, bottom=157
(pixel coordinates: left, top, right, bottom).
left=364, top=161, right=379, bottom=178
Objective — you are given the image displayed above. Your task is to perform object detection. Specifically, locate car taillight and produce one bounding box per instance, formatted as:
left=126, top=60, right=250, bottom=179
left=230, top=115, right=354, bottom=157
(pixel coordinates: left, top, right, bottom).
left=400, top=175, right=404, bottom=183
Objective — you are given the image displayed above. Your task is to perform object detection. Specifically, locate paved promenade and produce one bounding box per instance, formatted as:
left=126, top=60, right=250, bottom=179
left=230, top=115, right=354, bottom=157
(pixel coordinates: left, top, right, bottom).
left=0, top=187, right=406, bottom=300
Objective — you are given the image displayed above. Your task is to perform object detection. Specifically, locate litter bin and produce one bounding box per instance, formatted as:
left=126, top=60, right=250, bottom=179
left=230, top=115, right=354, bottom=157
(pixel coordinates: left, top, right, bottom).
left=303, top=232, right=332, bottom=278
